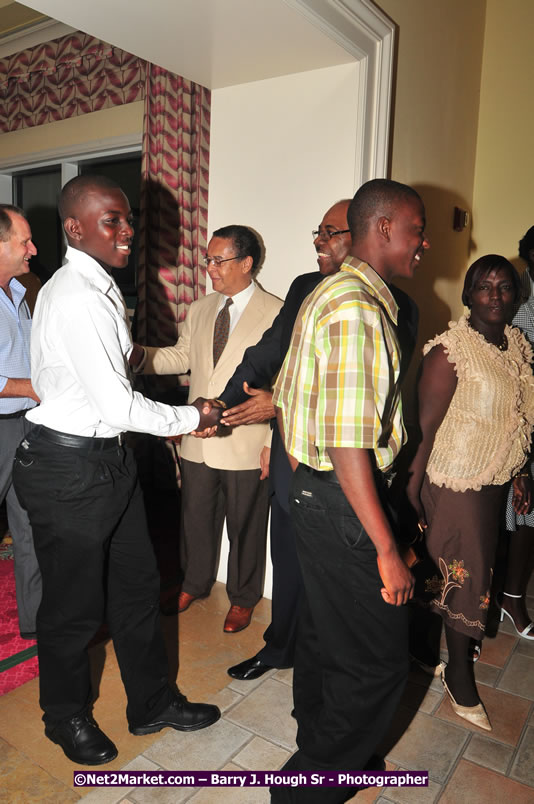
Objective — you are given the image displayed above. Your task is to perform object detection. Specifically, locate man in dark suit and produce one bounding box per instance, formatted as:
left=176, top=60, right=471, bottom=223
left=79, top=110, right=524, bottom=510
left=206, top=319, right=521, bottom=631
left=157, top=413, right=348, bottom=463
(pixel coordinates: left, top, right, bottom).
left=219, top=200, right=352, bottom=678
left=218, top=198, right=420, bottom=681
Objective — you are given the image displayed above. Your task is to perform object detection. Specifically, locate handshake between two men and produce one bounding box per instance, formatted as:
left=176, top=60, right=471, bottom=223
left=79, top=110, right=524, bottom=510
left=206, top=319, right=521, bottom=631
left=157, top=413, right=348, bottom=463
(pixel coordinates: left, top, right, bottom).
left=128, top=342, right=275, bottom=444
left=180, top=383, right=275, bottom=440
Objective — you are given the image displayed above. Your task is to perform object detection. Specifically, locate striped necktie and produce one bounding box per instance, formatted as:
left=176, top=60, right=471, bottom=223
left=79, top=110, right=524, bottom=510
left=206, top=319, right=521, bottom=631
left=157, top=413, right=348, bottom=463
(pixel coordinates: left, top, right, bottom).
left=213, top=297, right=233, bottom=366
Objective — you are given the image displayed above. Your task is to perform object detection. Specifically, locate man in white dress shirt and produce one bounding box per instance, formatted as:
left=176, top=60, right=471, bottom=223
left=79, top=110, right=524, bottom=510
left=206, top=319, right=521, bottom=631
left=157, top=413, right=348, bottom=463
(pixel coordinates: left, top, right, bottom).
left=12, top=175, right=221, bottom=766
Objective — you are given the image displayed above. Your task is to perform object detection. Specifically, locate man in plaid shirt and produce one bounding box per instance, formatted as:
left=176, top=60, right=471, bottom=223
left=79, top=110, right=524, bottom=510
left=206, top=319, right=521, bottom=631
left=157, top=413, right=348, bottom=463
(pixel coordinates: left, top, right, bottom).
left=272, top=179, right=430, bottom=803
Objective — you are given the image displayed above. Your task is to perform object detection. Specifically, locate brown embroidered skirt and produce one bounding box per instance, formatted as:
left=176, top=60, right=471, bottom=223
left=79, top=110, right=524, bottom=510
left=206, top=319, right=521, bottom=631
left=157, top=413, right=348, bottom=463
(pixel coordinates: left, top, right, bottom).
left=420, top=476, right=506, bottom=640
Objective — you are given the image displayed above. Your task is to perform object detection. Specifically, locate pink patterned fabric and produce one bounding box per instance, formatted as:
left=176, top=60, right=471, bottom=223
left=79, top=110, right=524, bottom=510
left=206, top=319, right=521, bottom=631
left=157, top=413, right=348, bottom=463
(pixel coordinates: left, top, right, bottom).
left=137, top=64, right=210, bottom=352
left=1, top=33, right=210, bottom=348
left=0, top=32, right=145, bottom=132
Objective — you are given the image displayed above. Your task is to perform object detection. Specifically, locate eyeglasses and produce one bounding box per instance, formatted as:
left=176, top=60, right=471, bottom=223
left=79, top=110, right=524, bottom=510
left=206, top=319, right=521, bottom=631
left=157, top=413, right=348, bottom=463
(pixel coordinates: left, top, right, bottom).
left=312, top=228, right=350, bottom=241
left=203, top=255, right=240, bottom=267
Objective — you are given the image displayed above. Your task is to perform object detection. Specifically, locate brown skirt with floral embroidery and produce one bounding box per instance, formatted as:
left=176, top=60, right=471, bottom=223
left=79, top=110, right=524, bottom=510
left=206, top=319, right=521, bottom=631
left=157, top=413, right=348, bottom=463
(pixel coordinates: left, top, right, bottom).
left=420, top=476, right=507, bottom=640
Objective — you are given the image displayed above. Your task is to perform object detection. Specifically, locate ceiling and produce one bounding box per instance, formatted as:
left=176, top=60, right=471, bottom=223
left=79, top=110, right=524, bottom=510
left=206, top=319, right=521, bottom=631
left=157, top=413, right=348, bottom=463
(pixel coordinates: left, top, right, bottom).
left=0, top=0, right=48, bottom=37
left=1, top=0, right=357, bottom=89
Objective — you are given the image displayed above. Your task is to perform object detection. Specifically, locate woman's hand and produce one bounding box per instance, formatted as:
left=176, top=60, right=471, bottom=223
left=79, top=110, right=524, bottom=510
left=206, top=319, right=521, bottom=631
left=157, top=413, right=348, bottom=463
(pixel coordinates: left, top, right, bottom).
left=406, top=489, right=427, bottom=532
left=405, top=343, right=457, bottom=534
left=512, top=474, right=532, bottom=515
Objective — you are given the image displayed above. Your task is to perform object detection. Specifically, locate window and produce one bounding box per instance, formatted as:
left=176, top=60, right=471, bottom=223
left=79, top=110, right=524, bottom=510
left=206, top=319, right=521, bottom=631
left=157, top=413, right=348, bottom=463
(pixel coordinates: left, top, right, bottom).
left=14, top=165, right=61, bottom=286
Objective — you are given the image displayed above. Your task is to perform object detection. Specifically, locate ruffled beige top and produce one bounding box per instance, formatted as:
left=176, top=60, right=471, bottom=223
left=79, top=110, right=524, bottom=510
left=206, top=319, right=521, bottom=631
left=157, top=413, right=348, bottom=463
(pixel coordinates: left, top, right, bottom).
left=424, top=315, right=534, bottom=491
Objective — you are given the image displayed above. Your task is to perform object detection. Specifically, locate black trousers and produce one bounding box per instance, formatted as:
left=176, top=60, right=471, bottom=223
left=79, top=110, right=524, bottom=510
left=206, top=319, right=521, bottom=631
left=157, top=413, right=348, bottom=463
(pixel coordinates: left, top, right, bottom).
left=12, top=427, right=174, bottom=728
left=257, top=493, right=302, bottom=668
left=271, top=465, right=409, bottom=804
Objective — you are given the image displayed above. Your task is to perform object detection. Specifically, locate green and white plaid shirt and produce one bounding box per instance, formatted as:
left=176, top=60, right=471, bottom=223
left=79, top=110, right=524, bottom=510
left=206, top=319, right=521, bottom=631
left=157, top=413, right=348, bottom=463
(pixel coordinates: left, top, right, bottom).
left=273, top=257, right=406, bottom=472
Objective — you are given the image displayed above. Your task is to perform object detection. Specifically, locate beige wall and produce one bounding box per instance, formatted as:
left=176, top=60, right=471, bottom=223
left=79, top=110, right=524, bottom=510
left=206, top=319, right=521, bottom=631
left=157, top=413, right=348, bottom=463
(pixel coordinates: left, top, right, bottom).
left=208, top=63, right=360, bottom=301
left=379, top=0, right=486, bottom=336
left=376, top=0, right=486, bottom=418
left=471, top=0, right=534, bottom=272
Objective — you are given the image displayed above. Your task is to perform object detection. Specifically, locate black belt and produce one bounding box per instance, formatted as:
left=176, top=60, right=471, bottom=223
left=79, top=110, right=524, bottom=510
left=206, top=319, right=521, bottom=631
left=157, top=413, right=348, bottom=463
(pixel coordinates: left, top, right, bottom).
left=299, top=464, right=340, bottom=484
left=299, top=462, right=394, bottom=487
left=0, top=409, right=28, bottom=419
left=35, top=425, right=124, bottom=451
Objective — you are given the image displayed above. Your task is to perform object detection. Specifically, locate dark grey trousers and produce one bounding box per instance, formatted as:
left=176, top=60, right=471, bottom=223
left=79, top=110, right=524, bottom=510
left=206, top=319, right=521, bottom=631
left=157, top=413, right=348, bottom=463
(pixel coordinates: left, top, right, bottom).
left=0, top=416, right=41, bottom=633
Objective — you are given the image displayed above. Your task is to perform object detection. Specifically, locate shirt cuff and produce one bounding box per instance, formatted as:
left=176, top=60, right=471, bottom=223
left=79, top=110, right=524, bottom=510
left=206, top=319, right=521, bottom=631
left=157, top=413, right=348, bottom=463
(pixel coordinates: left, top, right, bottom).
left=185, top=404, right=201, bottom=431
left=131, top=347, right=147, bottom=374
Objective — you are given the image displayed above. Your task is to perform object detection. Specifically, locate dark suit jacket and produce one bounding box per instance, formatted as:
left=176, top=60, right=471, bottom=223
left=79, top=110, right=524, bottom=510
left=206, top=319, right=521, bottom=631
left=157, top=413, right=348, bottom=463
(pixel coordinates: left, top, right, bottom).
left=219, top=270, right=419, bottom=512
left=219, top=272, right=323, bottom=510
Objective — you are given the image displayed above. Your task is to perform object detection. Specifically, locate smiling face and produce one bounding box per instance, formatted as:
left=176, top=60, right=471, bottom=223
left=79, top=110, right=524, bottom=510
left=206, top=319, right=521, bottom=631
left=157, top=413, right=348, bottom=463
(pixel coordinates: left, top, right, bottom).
left=64, top=188, right=134, bottom=272
left=313, top=200, right=351, bottom=275
left=467, top=267, right=517, bottom=333
left=206, top=236, right=252, bottom=297
left=0, top=212, right=37, bottom=289
left=383, top=198, right=430, bottom=281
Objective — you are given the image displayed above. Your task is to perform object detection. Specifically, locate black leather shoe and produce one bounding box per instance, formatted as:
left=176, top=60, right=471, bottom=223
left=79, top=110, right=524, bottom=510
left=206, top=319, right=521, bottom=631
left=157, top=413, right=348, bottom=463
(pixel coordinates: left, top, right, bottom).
left=227, top=655, right=273, bottom=680
left=129, top=693, right=220, bottom=735
left=45, top=714, right=118, bottom=765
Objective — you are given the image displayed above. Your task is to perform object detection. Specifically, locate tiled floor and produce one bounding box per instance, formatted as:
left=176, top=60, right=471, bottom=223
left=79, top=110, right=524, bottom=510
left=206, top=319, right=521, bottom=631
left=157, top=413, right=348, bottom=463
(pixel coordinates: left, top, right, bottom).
left=1, top=579, right=533, bottom=803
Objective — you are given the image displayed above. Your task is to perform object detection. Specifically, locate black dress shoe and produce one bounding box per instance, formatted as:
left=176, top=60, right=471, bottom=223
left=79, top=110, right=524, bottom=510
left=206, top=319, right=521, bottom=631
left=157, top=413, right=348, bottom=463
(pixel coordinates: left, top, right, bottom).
left=227, top=655, right=273, bottom=680
left=45, top=714, right=118, bottom=765
left=129, top=692, right=220, bottom=735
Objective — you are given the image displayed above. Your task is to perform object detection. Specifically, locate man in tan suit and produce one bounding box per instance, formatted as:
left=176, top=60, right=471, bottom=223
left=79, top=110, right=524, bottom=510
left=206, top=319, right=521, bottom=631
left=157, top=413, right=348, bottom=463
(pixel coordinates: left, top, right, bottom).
left=138, top=225, right=282, bottom=632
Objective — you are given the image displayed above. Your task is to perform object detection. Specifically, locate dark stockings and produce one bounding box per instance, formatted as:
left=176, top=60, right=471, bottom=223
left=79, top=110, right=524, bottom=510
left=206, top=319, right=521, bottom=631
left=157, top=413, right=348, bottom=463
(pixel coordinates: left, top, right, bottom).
left=443, top=625, right=479, bottom=707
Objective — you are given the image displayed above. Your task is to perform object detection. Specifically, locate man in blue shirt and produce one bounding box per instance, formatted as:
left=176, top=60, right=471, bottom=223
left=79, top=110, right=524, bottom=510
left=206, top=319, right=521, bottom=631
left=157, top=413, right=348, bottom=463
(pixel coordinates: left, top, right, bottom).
left=0, top=204, right=41, bottom=638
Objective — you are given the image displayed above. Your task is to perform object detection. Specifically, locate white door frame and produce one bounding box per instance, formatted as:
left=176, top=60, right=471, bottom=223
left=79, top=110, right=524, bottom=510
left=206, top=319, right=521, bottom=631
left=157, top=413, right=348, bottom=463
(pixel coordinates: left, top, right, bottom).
left=286, top=0, right=395, bottom=186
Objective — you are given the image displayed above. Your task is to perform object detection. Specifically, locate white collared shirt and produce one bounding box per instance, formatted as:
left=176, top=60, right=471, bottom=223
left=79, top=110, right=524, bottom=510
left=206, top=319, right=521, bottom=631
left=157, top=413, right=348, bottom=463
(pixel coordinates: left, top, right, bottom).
left=216, top=281, right=255, bottom=335
left=27, top=246, right=199, bottom=437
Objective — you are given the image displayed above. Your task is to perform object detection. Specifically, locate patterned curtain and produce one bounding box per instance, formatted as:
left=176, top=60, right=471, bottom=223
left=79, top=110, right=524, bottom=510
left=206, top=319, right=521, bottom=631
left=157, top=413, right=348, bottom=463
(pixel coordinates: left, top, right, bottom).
left=0, top=32, right=145, bottom=132
left=136, top=64, right=210, bottom=349
left=0, top=33, right=211, bottom=353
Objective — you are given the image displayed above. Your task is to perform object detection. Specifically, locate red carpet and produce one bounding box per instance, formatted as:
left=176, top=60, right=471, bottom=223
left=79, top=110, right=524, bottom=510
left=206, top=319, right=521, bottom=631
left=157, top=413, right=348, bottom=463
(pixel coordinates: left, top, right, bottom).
left=0, top=537, right=38, bottom=696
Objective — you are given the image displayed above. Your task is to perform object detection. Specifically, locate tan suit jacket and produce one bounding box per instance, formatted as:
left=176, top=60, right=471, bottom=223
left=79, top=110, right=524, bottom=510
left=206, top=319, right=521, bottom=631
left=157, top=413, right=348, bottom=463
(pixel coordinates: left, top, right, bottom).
left=143, top=284, right=282, bottom=470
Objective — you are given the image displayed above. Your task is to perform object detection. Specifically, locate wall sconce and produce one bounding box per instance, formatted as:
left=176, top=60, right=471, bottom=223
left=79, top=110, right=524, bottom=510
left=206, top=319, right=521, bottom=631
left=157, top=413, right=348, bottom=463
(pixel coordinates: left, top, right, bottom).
left=453, top=206, right=469, bottom=232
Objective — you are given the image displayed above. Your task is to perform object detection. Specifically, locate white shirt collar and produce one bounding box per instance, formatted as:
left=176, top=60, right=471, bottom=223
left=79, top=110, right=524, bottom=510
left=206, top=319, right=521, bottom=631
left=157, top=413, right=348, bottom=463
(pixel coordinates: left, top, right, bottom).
left=64, top=245, right=117, bottom=295
left=219, top=280, right=255, bottom=313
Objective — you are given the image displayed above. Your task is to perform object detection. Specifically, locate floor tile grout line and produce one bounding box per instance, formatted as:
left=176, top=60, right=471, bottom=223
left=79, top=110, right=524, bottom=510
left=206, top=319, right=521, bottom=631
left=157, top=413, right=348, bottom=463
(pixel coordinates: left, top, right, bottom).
left=126, top=726, right=273, bottom=804
left=5, top=599, right=532, bottom=803
left=504, top=702, right=534, bottom=782
left=421, top=715, right=472, bottom=791
left=221, top=712, right=296, bottom=754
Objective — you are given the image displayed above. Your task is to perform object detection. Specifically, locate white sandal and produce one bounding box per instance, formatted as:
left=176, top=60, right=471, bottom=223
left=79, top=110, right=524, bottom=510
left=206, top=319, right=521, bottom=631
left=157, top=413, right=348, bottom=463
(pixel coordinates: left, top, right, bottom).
left=499, top=592, right=534, bottom=641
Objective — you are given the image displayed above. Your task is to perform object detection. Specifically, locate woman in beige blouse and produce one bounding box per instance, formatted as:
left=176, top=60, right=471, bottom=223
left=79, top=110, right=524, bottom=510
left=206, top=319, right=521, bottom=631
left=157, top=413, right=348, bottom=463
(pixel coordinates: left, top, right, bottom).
left=407, top=255, right=534, bottom=732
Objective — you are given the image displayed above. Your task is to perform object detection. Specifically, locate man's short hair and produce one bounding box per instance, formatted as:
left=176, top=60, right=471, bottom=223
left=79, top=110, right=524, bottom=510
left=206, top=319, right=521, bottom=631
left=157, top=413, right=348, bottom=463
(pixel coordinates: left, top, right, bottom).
left=0, top=204, right=26, bottom=242
left=348, top=179, right=423, bottom=242
left=519, top=226, right=534, bottom=263
left=58, top=175, right=122, bottom=222
left=212, top=224, right=262, bottom=273
left=462, top=254, right=521, bottom=307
